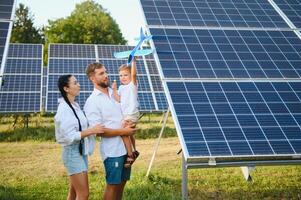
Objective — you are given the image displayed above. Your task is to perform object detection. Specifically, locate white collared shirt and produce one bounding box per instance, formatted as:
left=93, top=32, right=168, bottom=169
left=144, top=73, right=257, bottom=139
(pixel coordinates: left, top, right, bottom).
left=54, top=98, right=95, bottom=155
left=118, top=81, right=139, bottom=116
left=84, top=87, right=126, bottom=161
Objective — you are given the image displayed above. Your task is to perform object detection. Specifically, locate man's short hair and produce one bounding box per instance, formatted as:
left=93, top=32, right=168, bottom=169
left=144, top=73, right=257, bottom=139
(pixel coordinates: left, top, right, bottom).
left=118, top=64, right=131, bottom=73
left=86, top=62, right=104, bottom=78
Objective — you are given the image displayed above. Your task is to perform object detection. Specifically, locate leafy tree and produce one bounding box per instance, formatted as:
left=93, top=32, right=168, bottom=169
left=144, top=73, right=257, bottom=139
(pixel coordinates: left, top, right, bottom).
left=10, top=3, right=44, bottom=44
left=44, top=0, right=126, bottom=45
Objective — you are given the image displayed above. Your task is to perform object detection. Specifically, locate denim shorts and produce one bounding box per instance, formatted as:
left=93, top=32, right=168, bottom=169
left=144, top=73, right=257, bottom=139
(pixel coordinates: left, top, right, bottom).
left=62, top=142, right=88, bottom=176
left=103, top=155, right=131, bottom=184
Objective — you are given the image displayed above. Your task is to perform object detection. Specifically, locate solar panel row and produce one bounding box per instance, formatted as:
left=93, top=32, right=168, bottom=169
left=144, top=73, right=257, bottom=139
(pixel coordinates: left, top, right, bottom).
left=140, top=0, right=301, bottom=162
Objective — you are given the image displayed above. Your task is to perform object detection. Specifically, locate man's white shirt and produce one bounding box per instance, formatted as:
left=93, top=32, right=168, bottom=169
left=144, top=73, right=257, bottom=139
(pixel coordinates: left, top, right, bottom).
left=84, top=87, right=126, bottom=161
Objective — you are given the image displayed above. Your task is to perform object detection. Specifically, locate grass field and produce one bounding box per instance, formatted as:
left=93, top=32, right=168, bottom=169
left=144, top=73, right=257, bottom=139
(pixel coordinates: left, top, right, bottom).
left=1, top=114, right=301, bottom=199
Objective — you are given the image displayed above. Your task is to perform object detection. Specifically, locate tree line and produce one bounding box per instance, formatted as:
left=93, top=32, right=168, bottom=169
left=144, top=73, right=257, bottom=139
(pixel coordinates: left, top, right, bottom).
left=10, top=0, right=126, bottom=45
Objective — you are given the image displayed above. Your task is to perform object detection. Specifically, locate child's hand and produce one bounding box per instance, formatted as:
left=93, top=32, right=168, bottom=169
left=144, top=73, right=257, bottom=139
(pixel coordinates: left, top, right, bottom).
left=112, top=80, right=117, bottom=90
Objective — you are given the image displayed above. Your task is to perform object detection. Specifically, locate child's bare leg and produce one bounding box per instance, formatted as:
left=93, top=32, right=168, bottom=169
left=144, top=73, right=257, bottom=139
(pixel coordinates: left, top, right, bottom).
left=122, top=136, right=134, bottom=168
left=122, top=136, right=133, bottom=156
left=130, top=135, right=136, bottom=151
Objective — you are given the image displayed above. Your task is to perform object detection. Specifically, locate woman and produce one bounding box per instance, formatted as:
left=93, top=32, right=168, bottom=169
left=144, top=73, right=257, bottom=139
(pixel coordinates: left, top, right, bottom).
left=55, top=75, right=104, bottom=200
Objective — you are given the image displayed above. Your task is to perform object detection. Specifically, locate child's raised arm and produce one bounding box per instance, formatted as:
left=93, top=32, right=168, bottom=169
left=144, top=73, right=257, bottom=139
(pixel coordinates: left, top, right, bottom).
left=131, top=57, right=137, bottom=85
left=112, top=80, right=120, bottom=102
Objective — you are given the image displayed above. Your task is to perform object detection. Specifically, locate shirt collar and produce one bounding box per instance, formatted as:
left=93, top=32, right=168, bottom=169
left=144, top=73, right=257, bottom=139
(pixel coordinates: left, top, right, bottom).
left=93, top=87, right=113, bottom=97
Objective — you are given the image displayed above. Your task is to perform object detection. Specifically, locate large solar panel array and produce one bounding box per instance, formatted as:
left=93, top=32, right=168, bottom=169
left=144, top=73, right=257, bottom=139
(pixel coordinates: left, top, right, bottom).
left=140, top=0, right=301, bottom=163
left=46, top=44, right=167, bottom=113
left=0, top=44, right=43, bottom=113
left=0, top=0, right=15, bottom=85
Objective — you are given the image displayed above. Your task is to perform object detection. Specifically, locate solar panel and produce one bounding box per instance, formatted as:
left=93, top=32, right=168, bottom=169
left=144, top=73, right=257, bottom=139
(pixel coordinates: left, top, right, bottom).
left=46, top=44, right=167, bottom=112
left=140, top=0, right=289, bottom=28
left=166, top=81, right=301, bottom=158
left=140, top=0, right=301, bottom=167
left=0, top=0, right=15, bottom=20
left=274, top=0, right=301, bottom=29
left=150, top=28, right=301, bottom=79
left=0, top=44, right=43, bottom=113
left=0, top=21, right=10, bottom=68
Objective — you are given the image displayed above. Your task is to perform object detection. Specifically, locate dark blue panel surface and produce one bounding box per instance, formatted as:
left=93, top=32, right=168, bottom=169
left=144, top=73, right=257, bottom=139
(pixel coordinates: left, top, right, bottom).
left=140, top=0, right=288, bottom=28
left=8, top=44, right=42, bottom=58
left=167, top=81, right=301, bottom=157
left=4, top=59, right=42, bottom=73
left=0, top=93, right=40, bottom=112
left=274, top=0, right=301, bottom=28
left=49, top=44, right=96, bottom=58
left=150, top=28, right=301, bottom=79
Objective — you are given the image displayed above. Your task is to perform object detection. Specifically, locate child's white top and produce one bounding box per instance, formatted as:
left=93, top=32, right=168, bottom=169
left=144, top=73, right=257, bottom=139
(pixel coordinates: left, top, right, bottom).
left=118, top=81, right=139, bottom=116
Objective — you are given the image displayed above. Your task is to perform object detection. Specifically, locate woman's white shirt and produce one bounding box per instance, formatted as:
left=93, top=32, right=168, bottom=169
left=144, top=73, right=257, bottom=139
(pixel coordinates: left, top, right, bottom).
left=54, top=98, right=95, bottom=155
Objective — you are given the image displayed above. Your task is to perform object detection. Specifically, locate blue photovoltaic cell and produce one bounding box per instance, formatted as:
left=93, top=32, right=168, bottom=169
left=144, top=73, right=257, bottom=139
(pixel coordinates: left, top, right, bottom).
left=274, top=0, right=301, bottom=28
left=150, top=28, right=301, bottom=79
left=0, top=93, right=41, bottom=112
left=1, top=75, right=41, bottom=91
left=8, top=44, right=42, bottom=58
left=0, top=21, right=9, bottom=66
left=167, top=81, right=301, bottom=157
left=4, top=59, right=42, bottom=73
left=155, top=92, right=168, bottom=110
left=49, top=44, right=96, bottom=58
left=0, top=0, right=14, bottom=20
left=140, top=0, right=289, bottom=28
left=0, top=43, right=42, bottom=113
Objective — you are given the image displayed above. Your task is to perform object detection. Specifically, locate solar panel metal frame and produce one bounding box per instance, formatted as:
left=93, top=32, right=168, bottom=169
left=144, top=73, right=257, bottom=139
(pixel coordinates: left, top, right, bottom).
left=46, top=43, right=167, bottom=113
left=139, top=0, right=301, bottom=166
left=0, top=43, right=43, bottom=113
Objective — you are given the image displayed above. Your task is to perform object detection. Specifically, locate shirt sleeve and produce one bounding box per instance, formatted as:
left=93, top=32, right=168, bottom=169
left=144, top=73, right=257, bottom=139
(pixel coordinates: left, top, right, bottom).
left=55, top=106, right=81, bottom=145
left=84, top=97, right=103, bottom=127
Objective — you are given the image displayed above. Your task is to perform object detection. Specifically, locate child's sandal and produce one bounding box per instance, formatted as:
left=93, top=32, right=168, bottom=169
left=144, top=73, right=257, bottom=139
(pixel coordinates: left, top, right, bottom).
left=124, top=154, right=135, bottom=168
left=133, top=150, right=140, bottom=159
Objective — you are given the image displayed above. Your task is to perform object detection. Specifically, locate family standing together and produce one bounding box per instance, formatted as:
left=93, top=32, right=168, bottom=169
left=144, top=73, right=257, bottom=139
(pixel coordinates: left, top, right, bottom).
left=54, top=58, right=139, bottom=200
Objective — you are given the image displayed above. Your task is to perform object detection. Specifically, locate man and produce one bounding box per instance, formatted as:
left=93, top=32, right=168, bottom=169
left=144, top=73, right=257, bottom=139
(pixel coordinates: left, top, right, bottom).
left=84, top=62, right=136, bottom=200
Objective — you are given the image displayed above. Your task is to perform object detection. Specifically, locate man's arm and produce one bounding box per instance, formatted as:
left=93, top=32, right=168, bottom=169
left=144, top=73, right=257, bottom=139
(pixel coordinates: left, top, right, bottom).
left=97, top=127, right=136, bottom=137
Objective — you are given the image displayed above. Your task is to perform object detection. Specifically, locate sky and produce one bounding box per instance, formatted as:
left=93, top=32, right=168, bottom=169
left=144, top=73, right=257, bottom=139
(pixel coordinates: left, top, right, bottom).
left=17, top=0, right=145, bottom=45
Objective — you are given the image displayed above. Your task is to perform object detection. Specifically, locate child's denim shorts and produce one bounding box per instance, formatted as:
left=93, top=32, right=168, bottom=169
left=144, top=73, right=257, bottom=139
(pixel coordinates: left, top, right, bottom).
left=62, top=142, right=88, bottom=176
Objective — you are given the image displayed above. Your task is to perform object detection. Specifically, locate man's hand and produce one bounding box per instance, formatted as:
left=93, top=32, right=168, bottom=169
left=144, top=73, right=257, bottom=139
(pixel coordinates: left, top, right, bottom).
left=122, top=127, right=137, bottom=136
left=124, top=120, right=136, bottom=128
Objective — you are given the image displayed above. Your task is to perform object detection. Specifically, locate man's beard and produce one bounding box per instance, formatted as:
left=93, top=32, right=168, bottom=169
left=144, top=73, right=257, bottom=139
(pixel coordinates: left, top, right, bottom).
left=99, top=80, right=109, bottom=88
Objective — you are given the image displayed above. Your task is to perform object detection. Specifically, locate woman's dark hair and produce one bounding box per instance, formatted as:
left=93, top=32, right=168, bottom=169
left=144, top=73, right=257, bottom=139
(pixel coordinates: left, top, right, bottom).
left=57, top=75, right=83, bottom=154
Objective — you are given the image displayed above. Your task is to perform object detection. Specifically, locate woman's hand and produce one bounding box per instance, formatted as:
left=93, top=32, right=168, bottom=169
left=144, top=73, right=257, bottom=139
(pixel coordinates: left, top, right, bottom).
left=90, top=124, right=105, bottom=135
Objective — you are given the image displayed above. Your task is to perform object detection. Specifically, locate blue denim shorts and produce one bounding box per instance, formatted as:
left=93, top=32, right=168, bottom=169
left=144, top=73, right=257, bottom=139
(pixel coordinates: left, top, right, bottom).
left=103, top=155, right=131, bottom=184
left=62, top=142, right=88, bottom=176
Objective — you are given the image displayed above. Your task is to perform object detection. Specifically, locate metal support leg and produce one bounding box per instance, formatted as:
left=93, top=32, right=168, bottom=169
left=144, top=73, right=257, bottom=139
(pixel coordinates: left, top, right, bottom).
left=146, top=108, right=169, bottom=177
left=241, top=166, right=255, bottom=181
left=182, top=154, right=188, bottom=200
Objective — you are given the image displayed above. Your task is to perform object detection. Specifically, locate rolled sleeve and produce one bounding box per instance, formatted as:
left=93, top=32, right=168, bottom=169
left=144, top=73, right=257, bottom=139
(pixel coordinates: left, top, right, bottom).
left=55, top=110, right=82, bottom=145
left=84, top=99, right=103, bottom=127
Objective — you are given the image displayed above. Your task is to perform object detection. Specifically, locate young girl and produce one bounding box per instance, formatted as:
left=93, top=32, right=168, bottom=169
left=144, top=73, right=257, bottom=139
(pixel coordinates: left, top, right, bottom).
left=112, top=58, right=140, bottom=168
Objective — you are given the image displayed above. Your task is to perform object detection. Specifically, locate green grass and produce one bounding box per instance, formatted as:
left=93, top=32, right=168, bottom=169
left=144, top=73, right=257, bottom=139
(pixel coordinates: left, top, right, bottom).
left=1, top=140, right=301, bottom=200
left=1, top=114, right=301, bottom=199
